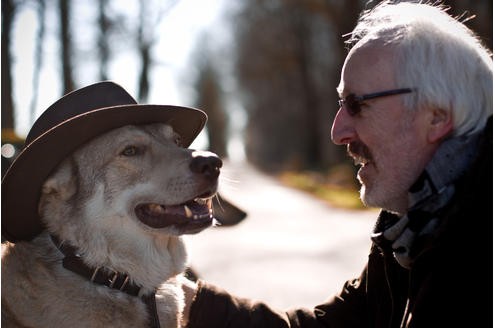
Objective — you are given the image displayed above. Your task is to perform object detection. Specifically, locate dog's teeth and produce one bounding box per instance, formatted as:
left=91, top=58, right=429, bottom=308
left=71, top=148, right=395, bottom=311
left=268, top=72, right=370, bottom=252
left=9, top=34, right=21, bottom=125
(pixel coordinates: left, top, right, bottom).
left=195, top=198, right=209, bottom=205
left=184, top=205, right=193, bottom=218
left=149, top=204, right=165, bottom=214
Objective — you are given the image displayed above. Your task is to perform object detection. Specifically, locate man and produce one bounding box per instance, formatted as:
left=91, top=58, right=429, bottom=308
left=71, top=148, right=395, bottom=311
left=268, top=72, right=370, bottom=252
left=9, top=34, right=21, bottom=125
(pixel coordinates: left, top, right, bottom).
left=181, top=1, right=493, bottom=327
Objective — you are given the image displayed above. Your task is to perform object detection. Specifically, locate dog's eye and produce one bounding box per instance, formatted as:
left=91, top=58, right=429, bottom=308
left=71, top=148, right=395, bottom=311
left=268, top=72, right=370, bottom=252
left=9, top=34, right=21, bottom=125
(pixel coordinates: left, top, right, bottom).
left=121, top=146, right=139, bottom=157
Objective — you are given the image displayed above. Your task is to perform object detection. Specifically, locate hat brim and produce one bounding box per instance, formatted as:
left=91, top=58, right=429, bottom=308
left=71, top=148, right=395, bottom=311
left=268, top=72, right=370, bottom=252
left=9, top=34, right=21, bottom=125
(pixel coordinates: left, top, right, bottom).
left=2, top=104, right=207, bottom=242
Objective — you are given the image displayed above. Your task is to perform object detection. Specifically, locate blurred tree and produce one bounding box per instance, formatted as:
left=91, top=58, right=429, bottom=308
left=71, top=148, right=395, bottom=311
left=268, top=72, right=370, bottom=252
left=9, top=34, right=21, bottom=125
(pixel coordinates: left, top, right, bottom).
left=136, top=0, right=152, bottom=102
left=97, top=0, right=111, bottom=81
left=235, top=0, right=308, bottom=171
left=2, top=0, right=17, bottom=131
left=2, top=0, right=25, bottom=177
left=30, top=0, right=46, bottom=123
left=234, top=0, right=362, bottom=172
left=136, top=0, right=178, bottom=102
left=232, top=0, right=491, bottom=173
left=194, top=56, right=228, bottom=158
left=93, top=0, right=133, bottom=83
left=2, top=0, right=491, bottom=178
left=58, top=0, right=75, bottom=94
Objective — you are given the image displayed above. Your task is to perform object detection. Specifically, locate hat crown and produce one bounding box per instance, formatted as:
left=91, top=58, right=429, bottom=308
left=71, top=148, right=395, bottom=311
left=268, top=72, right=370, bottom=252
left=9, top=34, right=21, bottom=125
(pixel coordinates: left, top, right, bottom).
left=26, top=81, right=137, bottom=145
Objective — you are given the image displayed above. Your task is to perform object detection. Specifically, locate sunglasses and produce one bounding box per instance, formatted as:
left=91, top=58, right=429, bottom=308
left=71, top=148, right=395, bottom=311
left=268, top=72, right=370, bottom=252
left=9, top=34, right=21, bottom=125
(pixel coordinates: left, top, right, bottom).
left=338, top=88, right=413, bottom=116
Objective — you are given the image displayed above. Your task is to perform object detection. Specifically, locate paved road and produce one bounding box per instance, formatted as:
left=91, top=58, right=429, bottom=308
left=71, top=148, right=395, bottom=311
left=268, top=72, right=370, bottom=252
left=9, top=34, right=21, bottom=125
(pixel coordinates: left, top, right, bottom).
left=185, top=160, right=379, bottom=309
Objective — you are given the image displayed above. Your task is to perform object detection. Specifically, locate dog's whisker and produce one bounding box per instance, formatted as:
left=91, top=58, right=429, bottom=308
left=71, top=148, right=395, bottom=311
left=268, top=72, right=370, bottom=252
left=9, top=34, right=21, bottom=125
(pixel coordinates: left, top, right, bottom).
left=220, top=175, right=241, bottom=184
left=213, top=194, right=226, bottom=213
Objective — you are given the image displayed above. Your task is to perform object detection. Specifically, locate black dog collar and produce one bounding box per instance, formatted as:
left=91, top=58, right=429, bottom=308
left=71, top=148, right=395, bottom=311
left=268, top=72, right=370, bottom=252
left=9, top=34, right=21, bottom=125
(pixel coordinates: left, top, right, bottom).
left=50, top=235, right=160, bottom=328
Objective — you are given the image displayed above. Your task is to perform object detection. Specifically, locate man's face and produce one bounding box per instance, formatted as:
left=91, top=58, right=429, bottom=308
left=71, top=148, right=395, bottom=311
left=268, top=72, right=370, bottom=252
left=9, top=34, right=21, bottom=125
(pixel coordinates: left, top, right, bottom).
left=331, top=44, right=436, bottom=214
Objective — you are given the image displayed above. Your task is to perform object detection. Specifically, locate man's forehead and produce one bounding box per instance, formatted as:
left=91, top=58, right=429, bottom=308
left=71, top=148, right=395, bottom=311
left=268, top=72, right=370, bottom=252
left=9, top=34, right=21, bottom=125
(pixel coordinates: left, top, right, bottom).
left=347, top=40, right=398, bottom=74
left=339, top=43, right=397, bottom=94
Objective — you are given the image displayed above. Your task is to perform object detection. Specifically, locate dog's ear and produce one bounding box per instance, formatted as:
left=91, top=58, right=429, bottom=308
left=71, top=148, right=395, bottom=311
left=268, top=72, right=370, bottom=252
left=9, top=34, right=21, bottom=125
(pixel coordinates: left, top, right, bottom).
left=212, top=194, right=247, bottom=227
left=41, top=158, right=77, bottom=201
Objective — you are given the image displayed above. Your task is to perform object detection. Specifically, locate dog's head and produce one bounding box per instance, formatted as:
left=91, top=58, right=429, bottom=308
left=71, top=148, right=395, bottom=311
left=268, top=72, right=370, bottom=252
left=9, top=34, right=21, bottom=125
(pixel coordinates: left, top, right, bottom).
left=40, top=122, right=222, bottom=236
left=38, top=123, right=221, bottom=280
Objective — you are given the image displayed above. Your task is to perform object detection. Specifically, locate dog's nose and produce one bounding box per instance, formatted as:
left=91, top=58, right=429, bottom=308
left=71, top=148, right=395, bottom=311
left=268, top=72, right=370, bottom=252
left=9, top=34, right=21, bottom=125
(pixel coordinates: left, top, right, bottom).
left=189, top=151, right=223, bottom=179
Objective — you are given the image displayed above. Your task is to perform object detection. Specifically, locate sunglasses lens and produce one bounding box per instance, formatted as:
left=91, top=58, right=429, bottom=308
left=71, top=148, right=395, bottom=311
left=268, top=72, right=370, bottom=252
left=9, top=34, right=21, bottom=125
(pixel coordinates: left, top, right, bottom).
left=346, top=95, right=361, bottom=116
left=338, top=94, right=361, bottom=116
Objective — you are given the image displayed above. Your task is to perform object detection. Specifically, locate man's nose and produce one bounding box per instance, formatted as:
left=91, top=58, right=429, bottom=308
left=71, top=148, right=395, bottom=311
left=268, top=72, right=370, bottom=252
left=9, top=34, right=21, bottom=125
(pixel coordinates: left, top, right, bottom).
left=331, top=107, right=357, bottom=145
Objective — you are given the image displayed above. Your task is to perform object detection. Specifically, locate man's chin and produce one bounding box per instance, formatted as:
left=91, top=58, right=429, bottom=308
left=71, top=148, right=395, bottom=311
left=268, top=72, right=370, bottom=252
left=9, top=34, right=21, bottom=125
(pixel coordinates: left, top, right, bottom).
left=359, top=186, right=373, bottom=208
left=359, top=176, right=383, bottom=207
left=360, top=185, right=405, bottom=214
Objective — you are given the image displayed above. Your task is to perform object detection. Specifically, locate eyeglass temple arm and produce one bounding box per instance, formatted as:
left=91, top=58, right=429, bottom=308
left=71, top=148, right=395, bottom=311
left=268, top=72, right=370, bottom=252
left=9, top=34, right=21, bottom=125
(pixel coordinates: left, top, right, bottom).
left=359, top=88, right=414, bottom=102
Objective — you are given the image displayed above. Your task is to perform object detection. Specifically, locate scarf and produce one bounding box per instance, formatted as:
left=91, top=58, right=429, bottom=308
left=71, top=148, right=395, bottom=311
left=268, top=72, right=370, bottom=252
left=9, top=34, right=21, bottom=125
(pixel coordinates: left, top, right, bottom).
left=371, top=130, right=482, bottom=268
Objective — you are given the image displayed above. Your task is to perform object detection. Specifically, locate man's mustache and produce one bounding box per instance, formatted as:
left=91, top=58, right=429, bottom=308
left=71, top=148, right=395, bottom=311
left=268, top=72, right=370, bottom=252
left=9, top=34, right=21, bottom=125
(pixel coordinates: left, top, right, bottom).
left=347, top=142, right=373, bottom=164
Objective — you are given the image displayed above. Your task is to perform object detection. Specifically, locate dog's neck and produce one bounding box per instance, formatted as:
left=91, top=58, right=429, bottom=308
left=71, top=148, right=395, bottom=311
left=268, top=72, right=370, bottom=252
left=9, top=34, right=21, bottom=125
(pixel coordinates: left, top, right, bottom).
left=51, top=235, right=143, bottom=296
left=50, top=234, right=161, bottom=328
left=45, top=222, right=187, bottom=293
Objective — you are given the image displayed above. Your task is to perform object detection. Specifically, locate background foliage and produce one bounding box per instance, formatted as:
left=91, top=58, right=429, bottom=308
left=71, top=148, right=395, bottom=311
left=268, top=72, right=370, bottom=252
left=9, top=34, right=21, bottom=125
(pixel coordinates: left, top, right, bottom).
left=2, top=0, right=492, bottom=180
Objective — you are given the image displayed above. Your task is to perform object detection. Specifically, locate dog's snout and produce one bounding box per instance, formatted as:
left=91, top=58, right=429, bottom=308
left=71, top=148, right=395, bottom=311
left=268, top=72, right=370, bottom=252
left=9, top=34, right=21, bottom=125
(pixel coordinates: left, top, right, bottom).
left=189, top=151, right=222, bottom=179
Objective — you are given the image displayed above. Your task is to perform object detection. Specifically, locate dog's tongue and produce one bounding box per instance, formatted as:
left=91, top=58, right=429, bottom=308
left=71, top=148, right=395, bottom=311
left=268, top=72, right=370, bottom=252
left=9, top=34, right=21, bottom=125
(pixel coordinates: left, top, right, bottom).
left=135, top=200, right=212, bottom=229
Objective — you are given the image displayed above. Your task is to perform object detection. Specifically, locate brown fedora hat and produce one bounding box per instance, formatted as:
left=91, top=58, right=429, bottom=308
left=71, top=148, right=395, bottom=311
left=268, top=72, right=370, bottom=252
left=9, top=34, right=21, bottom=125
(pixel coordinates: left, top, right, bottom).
left=2, top=81, right=207, bottom=242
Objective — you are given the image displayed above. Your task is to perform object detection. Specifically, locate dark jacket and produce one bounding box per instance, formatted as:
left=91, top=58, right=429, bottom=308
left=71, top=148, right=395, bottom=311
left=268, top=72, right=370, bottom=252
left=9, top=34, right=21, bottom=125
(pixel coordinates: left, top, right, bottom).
left=187, top=118, right=493, bottom=328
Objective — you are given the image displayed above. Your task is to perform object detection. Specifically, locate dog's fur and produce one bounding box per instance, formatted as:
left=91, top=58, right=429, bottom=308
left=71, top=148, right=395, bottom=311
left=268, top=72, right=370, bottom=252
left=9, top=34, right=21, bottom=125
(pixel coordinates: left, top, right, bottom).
left=2, top=123, right=220, bottom=327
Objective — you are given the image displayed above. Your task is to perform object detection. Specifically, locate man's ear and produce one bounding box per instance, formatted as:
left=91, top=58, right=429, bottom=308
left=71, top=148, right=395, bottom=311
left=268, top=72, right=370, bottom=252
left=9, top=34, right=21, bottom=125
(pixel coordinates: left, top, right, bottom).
left=427, top=108, right=453, bottom=143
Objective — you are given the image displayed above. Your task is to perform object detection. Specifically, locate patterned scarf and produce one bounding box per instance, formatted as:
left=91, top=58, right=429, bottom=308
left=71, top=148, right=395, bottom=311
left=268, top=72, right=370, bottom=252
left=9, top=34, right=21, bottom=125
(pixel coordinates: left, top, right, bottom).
left=371, top=130, right=483, bottom=268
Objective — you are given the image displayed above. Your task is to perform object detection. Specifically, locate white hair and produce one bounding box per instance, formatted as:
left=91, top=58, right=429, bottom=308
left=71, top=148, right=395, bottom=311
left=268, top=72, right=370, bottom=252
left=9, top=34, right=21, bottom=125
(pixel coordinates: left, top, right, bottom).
left=348, top=1, right=493, bottom=136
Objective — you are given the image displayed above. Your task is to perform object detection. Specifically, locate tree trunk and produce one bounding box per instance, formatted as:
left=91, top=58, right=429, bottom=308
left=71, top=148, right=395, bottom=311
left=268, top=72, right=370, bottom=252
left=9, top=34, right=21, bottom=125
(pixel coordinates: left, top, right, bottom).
left=97, top=0, right=110, bottom=81
left=1, top=0, right=16, bottom=130
left=59, top=0, right=75, bottom=94
left=30, top=0, right=46, bottom=123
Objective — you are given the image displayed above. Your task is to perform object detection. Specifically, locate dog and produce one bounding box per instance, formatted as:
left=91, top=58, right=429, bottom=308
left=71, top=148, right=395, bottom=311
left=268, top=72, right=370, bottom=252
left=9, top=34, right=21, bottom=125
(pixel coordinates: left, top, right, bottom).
left=2, top=122, right=222, bottom=327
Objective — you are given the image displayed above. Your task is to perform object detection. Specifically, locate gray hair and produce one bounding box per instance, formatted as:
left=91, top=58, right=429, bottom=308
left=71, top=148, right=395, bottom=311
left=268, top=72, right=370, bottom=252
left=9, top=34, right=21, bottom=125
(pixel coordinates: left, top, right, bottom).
left=348, top=1, right=493, bottom=136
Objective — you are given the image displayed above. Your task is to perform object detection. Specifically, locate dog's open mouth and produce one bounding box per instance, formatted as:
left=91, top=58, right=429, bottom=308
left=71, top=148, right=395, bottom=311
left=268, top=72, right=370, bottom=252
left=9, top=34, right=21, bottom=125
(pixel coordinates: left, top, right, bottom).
left=135, top=197, right=214, bottom=234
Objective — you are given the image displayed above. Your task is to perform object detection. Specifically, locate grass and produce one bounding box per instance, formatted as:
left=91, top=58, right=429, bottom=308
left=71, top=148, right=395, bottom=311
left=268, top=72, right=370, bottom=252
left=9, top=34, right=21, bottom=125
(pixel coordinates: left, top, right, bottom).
left=278, top=164, right=367, bottom=210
